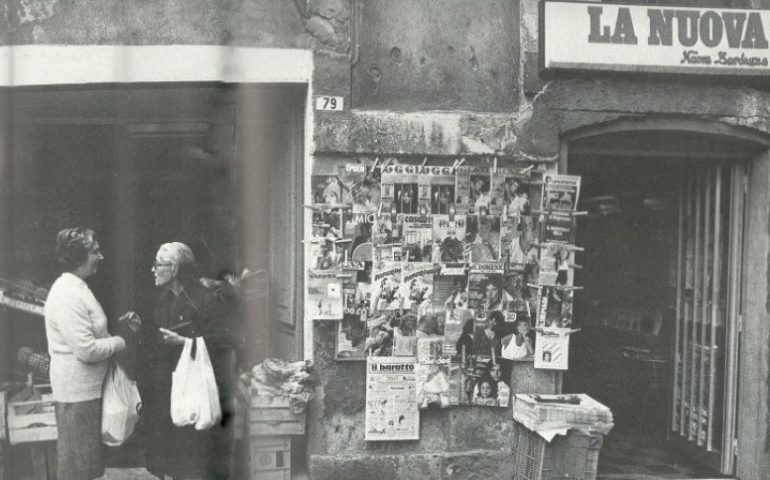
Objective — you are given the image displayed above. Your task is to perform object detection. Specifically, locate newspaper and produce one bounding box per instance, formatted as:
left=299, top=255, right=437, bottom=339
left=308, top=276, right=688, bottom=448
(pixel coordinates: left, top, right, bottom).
left=365, top=357, right=420, bottom=441
left=307, top=272, right=343, bottom=320
left=431, top=215, right=467, bottom=262
left=512, top=393, right=614, bottom=441
left=467, top=263, right=505, bottom=311
left=534, top=330, right=570, bottom=370
left=416, top=359, right=461, bottom=409
left=542, top=174, right=581, bottom=212
left=464, top=215, right=501, bottom=262
left=401, top=215, right=433, bottom=262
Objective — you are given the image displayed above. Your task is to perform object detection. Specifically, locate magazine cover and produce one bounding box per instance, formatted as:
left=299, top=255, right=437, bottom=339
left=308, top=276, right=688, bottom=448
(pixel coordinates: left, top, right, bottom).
left=418, top=177, right=432, bottom=215
left=542, top=174, right=581, bottom=212
left=401, top=262, right=436, bottom=314
left=344, top=163, right=382, bottom=213
left=539, top=243, right=574, bottom=287
left=464, top=215, right=501, bottom=262
left=444, top=308, right=474, bottom=358
left=454, top=167, right=472, bottom=214
left=543, top=211, right=575, bottom=244
left=499, top=217, right=517, bottom=267
left=416, top=359, right=461, bottom=409
left=307, top=272, right=343, bottom=320
left=503, top=170, right=543, bottom=216
left=431, top=215, right=466, bottom=263
left=469, top=171, right=492, bottom=214
left=416, top=336, right=445, bottom=362
left=489, top=170, right=507, bottom=216
left=391, top=310, right=418, bottom=356
left=401, top=215, right=433, bottom=262
left=336, top=266, right=373, bottom=359
left=471, top=311, right=497, bottom=360
left=536, top=285, right=572, bottom=329
left=432, top=264, right=468, bottom=311
left=365, top=357, right=420, bottom=441
left=534, top=330, right=570, bottom=370
left=430, top=170, right=456, bottom=214
left=311, top=173, right=351, bottom=206
left=372, top=213, right=403, bottom=262
left=502, top=269, right=529, bottom=313
left=371, top=261, right=404, bottom=311
left=467, top=263, right=505, bottom=311
left=341, top=211, right=374, bottom=268
left=505, top=215, right=540, bottom=267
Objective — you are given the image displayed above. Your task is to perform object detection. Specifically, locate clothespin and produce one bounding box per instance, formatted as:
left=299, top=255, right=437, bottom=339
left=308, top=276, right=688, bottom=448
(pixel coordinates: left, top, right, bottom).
left=521, top=165, right=534, bottom=176
left=448, top=204, right=456, bottom=225
left=390, top=204, right=398, bottom=225
left=493, top=157, right=498, bottom=174
left=372, top=157, right=380, bottom=171
left=452, top=158, right=466, bottom=173
left=421, top=157, right=428, bottom=168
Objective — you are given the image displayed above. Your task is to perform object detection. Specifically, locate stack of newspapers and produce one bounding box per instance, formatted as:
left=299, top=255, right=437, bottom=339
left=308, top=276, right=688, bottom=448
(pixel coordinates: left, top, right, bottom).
left=513, top=394, right=614, bottom=437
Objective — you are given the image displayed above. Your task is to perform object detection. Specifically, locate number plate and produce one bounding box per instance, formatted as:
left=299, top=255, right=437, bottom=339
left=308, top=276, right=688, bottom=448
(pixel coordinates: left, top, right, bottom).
left=315, top=95, right=344, bottom=111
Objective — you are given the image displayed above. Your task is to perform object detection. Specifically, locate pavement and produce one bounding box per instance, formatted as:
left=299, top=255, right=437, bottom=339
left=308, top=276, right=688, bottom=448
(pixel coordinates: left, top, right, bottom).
left=99, top=468, right=160, bottom=479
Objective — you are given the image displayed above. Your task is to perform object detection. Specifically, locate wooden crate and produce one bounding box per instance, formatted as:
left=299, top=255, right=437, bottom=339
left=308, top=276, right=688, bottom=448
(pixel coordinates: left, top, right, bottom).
left=8, top=385, right=57, bottom=445
left=249, top=436, right=291, bottom=480
left=238, top=386, right=306, bottom=436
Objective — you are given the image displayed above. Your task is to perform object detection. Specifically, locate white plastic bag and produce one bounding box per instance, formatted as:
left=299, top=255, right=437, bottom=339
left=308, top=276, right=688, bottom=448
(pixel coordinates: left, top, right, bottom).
left=170, top=337, right=222, bottom=430
left=194, top=336, right=222, bottom=430
left=101, top=362, right=142, bottom=446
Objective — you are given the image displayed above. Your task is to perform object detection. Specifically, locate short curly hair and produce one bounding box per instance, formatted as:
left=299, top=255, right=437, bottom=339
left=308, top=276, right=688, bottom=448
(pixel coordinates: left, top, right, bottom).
left=56, top=227, right=97, bottom=271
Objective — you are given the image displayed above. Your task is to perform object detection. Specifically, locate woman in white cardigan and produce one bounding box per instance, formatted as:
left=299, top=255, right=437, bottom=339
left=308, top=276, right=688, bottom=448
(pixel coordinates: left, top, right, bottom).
left=44, top=227, right=137, bottom=480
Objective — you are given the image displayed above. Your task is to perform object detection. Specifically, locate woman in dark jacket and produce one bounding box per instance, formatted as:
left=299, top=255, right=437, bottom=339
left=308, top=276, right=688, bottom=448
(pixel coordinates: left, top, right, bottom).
left=144, top=242, right=236, bottom=480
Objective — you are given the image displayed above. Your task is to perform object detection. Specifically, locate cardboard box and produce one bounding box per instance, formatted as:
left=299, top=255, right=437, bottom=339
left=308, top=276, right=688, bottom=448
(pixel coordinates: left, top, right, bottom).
left=250, top=436, right=291, bottom=480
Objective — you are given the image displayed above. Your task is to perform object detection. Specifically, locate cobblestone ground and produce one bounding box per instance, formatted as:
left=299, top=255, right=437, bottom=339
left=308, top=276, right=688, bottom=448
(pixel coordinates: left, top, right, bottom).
left=99, top=468, right=159, bottom=479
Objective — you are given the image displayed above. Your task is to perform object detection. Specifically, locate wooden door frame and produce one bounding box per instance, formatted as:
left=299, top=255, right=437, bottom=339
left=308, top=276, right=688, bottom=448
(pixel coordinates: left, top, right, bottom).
left=561, top=118, right=770, bottom=479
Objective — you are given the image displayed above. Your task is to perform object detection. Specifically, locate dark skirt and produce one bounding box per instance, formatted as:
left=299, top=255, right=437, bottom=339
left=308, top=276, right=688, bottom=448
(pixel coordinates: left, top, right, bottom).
left=55, top=398, right=104, bottom=480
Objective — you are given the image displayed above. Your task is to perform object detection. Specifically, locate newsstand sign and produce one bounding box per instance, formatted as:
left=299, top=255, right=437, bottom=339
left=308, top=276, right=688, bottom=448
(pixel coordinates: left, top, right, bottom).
left=541, top=1, right=770, bottom=76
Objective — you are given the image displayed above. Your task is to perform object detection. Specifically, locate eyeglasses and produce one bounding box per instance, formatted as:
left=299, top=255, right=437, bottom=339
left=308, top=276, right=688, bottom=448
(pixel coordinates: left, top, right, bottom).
left=153, top=260, right=173, bottom=269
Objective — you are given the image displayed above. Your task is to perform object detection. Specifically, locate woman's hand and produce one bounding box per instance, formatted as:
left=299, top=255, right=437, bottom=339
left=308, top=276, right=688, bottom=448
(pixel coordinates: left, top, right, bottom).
left=118, top=311, right=142, bottom=333
left=159, top=327, right=187, bottom=345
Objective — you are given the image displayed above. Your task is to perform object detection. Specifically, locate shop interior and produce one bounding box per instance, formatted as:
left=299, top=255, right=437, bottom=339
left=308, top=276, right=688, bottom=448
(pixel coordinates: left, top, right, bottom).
left=564, top=133, right=752, bottom=479
left=0, top=83, right=305, bottom=474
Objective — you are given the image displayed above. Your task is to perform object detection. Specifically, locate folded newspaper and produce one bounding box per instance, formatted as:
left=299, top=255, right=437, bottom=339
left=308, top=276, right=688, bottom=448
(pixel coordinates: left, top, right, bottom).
left=512, top=393, right=614, bottom=441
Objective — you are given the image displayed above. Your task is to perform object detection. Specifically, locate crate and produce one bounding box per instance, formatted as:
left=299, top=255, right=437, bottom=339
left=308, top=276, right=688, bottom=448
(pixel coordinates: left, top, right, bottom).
left=239, top=385, right=306, bottom=436
left=249, top=436, right=291, bottom=480
left=8, top=385, right=57, bottom=446
left=512, top=421, right=602, bottom=480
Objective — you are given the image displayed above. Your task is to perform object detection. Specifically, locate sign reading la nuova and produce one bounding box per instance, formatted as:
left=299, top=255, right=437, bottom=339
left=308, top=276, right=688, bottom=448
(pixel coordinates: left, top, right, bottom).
left=542, top=1, right=770, bottom=75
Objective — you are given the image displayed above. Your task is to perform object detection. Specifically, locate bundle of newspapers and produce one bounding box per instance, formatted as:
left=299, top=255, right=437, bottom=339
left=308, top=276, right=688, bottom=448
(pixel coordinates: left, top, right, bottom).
left=239, top=358, right=316, bottom=414
left=512, top=393, right=614, bottom=441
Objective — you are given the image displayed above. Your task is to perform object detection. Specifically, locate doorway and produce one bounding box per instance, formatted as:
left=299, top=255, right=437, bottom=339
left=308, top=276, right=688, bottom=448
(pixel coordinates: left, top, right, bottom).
left=562, top=125, right=767, bottom=478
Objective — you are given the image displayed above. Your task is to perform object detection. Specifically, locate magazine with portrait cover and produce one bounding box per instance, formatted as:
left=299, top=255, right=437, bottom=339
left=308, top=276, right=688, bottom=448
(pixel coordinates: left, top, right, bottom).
left=431, top=214, right=467, bottom=263
left=538, top=243, right=574, bottom=287
left=365, top=356, right=420, bottom=441
left=401, top=214, right=433, bottom=262
left=454, top=167, right=472, bottom=214
left=307, top=271, right=343, bottom=320
left=502, top=269, right=529, bottom=313
left=499, top=216, right=518, bottom=267
left=372, top=213, right=403, bottom=262
left=343, top=163, right=382, bottom=213
left=506, top=214, right=541, bottom=268
left=443, top=308, right=474, bottom=358
left=310, top=208, right=345, bottom=271
left=467, top=263, right=505, bottom=311
left=432, top=263, right=468, bottom=310
left=311, top=173, right=352, bottom=206
left=534, top=330, right=570, bottom=370
left=503, top=170, right=544, bottom=217
left=464, top=215, right=501, bottom=263
left=469, top=171, right=492, bottom=214
left=381, top=165, right=421, bottom=214
left=371, top=261, right=403, bottom=311
left=536, top=285, right=573, bottom=329
left=392, top=311, right=418, bottom=356
left=543, top=211, right=575, bottom=244
left=542, top=174, right=581, bottom=212
left=416, top=359, right=461, bottom=409
left=400, top=262, right=437, bottom=315
left=417, top=305, right=446, bottom=337
left=428, top=168, right=456, bottom=214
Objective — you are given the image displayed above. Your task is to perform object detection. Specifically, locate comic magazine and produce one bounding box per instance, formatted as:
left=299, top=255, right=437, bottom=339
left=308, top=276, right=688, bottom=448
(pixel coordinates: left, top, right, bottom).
left=401, top=214, right=433, bottom=262
left=542, top=174, right=581, bottom=212
left=467, top=263, right=505, bottom=311
left=416, top=359, right=461, bottom=409
left=539, top=243, right=574, bottom=287
left=365, top=357, right=419, bottom=441
left=431, top=214, right=466, bottom=263
left=464, top=215, right=501, bottom=263
left=307, top=271, right=343, bottom=320
left=400, top=262, right=437, bottom=314
left=543, top=211, right=575, bottom=244
left=371, top=261, right=404, bottom=311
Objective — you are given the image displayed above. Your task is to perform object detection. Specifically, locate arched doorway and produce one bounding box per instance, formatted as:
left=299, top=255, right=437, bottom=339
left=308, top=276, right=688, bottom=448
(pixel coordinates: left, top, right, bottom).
left=561, top=118, right=770, bottom=478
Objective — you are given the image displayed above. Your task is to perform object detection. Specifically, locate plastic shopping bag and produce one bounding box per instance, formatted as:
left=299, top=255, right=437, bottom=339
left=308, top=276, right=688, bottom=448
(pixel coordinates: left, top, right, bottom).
left=101, top=362, right=142, bottom=446
left=170, top=337, right=222, bottom=429
left=170, top=338, right=199, bottom=426
left=194, top=337, right=222, bottom=430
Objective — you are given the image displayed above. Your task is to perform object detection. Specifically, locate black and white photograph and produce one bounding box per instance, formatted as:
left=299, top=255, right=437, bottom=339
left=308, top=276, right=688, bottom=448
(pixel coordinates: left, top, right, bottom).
left=3, top=1, right=769, bottom=478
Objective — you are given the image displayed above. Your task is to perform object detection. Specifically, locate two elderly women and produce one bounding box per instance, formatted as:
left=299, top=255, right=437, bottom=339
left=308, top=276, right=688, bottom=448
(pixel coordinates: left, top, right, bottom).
left=44, top=229, right=235, bottom=480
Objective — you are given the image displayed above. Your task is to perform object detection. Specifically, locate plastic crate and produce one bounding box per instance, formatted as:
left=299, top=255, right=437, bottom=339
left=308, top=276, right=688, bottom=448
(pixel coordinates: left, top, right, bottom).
left=249, top=436, right=291, bottom=480
left=512, top=421, right=603, bottom=480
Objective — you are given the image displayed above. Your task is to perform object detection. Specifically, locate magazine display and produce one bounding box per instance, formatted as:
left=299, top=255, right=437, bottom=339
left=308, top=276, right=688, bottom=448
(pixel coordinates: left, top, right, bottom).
left=467, top=263, right=504, bottom=311
left=542, top=174, right=581, bottom=212
left=365, top=357, right=419, bottom=441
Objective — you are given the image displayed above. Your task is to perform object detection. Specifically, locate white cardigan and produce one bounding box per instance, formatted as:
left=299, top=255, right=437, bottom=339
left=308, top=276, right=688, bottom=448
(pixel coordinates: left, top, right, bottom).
left=44, top=273, right=125, bottom=402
